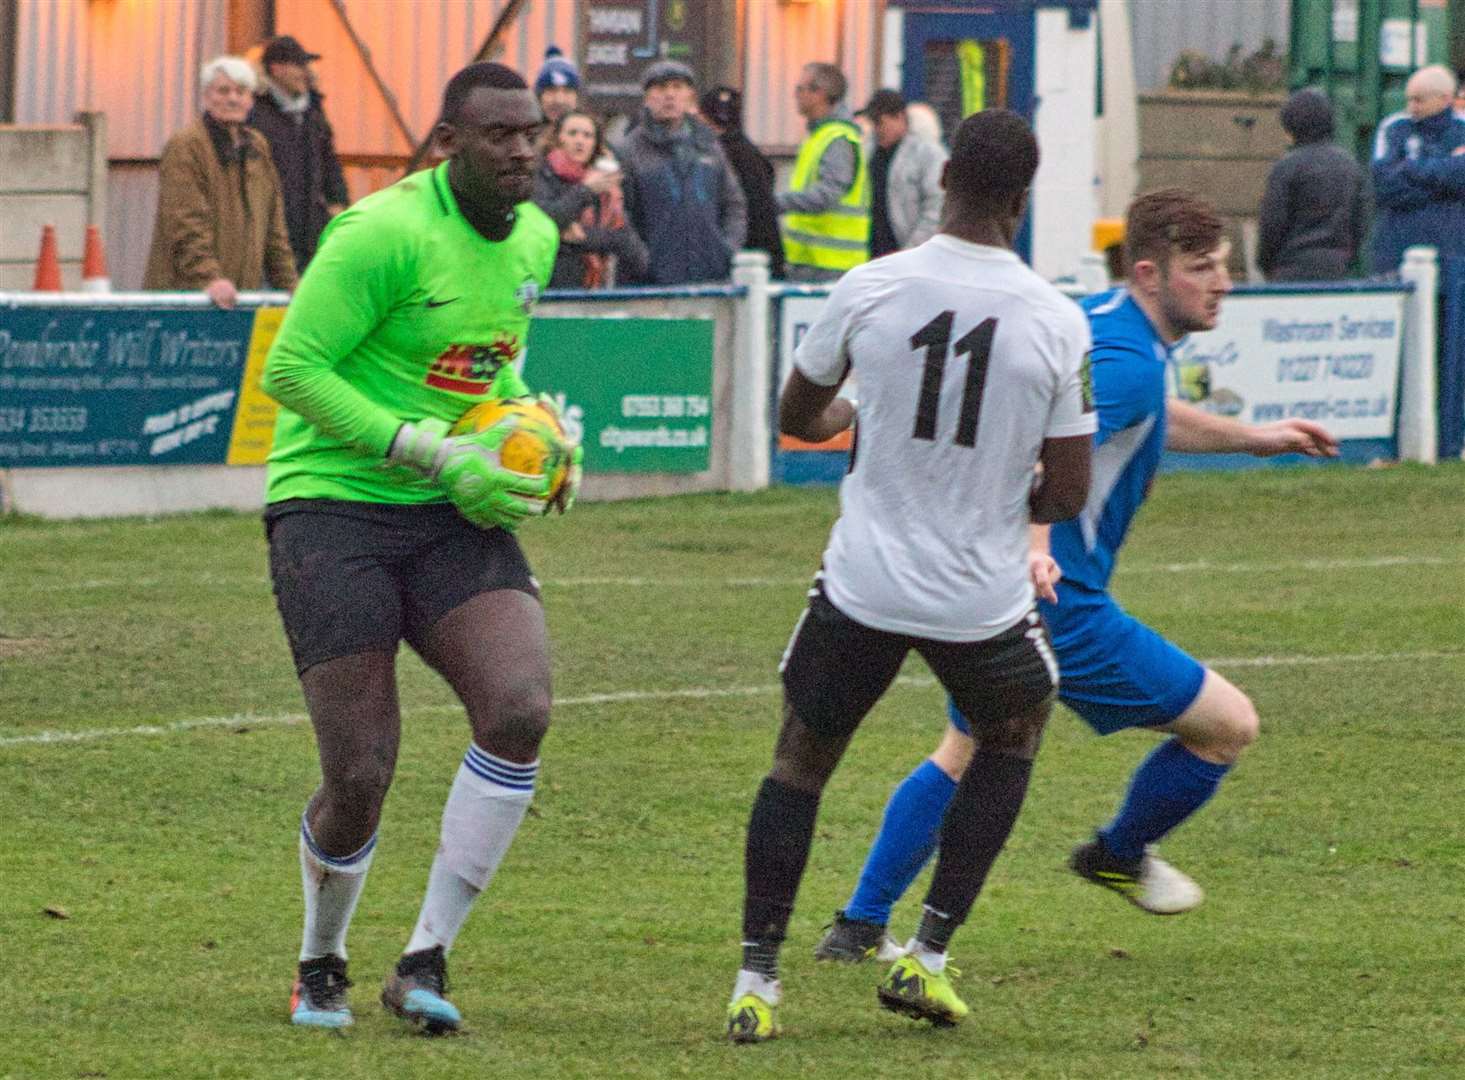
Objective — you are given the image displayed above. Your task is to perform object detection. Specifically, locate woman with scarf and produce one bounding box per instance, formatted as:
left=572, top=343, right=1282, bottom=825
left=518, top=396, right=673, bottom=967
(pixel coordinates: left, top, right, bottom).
left=533, top=111, right=648, bottom=288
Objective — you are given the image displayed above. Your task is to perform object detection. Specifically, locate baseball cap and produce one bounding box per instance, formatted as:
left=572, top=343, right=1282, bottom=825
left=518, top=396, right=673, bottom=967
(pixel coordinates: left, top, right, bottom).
left=261, top=35, right=320, bottom=67
left=700, top=86, right=742, bottom=128
left=858, top=88, right=907, bottom=119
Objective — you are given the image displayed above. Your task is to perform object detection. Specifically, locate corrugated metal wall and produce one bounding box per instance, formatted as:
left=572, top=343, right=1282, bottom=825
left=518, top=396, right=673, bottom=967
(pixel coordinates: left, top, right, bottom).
left=275, top=0, right=577, bottom=172
left=8, top=0, right=885, bottom=283
left=1129, top=0, right=1292, bottom=90
left=13, top=0, right=228, bottom=287
left=14, top=0, right=228, bottom=157
left=741, top=0, right=883, bottom=153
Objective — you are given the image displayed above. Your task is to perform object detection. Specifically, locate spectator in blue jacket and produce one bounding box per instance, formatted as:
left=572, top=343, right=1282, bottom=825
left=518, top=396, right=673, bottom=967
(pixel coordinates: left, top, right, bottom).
left=613, top=60, right=747, bottom=284
left=1370, top=64, right=1465, bottom=274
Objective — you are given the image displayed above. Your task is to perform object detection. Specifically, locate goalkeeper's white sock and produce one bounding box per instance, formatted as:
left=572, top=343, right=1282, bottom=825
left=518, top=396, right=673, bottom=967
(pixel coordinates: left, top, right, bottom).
left=404, top=744, right=537, bottom=954
left=299, top=815, right=376, bottom=962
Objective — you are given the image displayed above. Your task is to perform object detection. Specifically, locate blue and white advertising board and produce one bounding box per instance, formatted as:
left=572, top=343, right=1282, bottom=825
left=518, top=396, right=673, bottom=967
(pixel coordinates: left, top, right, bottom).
left=1169, top=291, right=1404, bottom=442
left=772, top=286, right=1407, bottom=483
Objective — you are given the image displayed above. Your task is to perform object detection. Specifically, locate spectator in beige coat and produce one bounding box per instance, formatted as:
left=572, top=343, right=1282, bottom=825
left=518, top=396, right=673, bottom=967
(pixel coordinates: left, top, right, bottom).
left=144, top=55, right=298, bottom=306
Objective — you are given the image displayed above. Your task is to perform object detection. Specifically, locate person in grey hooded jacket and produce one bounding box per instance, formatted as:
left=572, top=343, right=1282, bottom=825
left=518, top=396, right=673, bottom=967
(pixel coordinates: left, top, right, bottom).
left=614, top=60, right=747, bottom=284
left=1257, top=89, right=1366, bottom=281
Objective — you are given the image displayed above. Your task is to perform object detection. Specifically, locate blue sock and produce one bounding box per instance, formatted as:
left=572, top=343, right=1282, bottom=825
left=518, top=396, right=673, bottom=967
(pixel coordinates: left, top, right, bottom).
left=844, top=760, right=957, bottom=925
left=1099, top=738, right=1230, bottom=863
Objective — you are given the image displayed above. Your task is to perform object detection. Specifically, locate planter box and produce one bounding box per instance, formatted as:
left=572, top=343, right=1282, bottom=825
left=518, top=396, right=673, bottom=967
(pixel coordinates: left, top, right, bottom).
left=1137, top=90, right=1289, bottom=276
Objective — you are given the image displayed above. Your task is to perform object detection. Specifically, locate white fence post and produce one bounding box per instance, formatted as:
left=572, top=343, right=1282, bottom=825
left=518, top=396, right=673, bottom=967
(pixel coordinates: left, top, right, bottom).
left=1076, top=251, right=1110, bottom=295
left=730, top=250, right=772, bottom=491
left=1398, top=246, right=1438, bottom=465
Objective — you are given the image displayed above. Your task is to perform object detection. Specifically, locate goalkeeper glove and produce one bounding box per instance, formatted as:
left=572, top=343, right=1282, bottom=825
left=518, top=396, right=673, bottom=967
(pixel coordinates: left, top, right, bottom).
left=531, top=393, right=584, bottom=515
left=388, top=416, right=552, bottom=530
left=548, top=443, right=583, bottom=515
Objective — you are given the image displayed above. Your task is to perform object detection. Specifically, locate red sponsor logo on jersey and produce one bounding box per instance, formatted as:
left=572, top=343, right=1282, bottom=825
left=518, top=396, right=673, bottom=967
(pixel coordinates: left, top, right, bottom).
left=426, top=333, right=520, bottom=393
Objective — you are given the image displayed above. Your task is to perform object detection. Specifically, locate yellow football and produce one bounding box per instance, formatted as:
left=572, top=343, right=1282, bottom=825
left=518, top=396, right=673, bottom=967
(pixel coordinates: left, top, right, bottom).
left=450, top=396, right=569, bottom=501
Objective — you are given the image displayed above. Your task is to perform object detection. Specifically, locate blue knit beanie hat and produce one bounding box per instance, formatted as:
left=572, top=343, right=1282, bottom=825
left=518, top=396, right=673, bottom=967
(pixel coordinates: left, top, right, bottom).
left=535, top=46, right=581, bottom=93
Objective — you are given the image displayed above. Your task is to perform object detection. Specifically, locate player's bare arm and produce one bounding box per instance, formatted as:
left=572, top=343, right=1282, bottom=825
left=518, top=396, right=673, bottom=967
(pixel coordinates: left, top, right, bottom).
left=778, top=368, right=856, bottom=443
left=1165, top=399, right=1339, bottom=457
left=1030, top=433, right=1091, bottom=523
left=1028, top=523, right=1060, bottom=603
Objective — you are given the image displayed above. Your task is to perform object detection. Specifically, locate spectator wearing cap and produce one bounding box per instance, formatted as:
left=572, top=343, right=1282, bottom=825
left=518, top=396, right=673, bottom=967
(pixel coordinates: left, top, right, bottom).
left=858, top=88, right=947, bottom=259
left=699, top=85, right=784, bottom=278
left=534, top=45, right=581, bottom=126
left=613, top=61, right=747, bottom=284
left=145, top=55, right=297, bottom=306
left=1257, top=89, right=1366, bottom=281
left=248, top=34, right=349, bottom=273
left=1370, top=64, right=1465, bottom=274
left=777, top=62, right=869, bottom=282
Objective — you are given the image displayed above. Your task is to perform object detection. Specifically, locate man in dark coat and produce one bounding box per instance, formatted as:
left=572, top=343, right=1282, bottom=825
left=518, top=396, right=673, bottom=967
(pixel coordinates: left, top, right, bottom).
left=1257, top=89, right=1366, bottom=281
left=613, top=61, right=747, bottom=284
left=249, top=35, right=350, bottom=273
left=700, top=86, right=785, bottom=278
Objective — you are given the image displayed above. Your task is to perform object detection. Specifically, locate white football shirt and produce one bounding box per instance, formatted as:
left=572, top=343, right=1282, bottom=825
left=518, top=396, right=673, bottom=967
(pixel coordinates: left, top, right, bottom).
left=794, top=235, right=1096, bottom=641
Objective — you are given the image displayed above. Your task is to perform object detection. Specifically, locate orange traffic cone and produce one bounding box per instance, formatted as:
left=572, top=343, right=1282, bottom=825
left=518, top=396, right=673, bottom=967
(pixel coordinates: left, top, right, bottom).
left=32, top=224, right=62, bottom=291
left=81, top=224, right=110, bottom=293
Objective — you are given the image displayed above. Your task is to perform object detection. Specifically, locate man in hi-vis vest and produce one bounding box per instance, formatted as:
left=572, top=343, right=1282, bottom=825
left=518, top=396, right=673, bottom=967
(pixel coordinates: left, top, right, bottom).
left=778, top=63, right=870, bottom=282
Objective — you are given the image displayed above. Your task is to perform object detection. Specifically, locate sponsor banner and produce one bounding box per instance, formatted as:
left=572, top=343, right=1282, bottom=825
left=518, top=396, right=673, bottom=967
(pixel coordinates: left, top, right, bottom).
left=1171, top=292, right=1403, bottom=440
left=772, top=288, right=1404, bottom=482
left=0, top=307, right=285, bottom=468
left=0, top=309, right=714, bottom=474
left=776, top=293, right=853, bottom=452
left=525, top=317, right=712, bottom=474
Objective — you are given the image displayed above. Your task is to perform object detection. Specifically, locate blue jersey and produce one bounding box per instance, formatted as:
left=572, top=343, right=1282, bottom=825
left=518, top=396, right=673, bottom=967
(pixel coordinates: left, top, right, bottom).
left=1046, top=288, right=1174, bottom=593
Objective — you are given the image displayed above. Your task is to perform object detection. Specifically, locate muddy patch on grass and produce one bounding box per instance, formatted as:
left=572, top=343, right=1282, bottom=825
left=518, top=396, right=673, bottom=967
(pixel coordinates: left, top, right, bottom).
left=0, top=637, right=49, bottom=658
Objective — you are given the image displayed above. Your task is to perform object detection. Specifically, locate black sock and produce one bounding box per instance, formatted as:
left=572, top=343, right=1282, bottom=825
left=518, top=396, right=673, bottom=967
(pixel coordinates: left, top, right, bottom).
left=741, top=941, right=781, bottom=979
left=741, top=776, right=821, bottom=973
left=915, top=904, right=959, bottom=954
left=919, top=751, right=1035, bottom=944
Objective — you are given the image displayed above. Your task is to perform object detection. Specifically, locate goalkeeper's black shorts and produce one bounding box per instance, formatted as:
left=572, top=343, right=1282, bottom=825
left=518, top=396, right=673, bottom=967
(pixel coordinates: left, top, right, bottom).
left=264, top=498, right=538, bottom=675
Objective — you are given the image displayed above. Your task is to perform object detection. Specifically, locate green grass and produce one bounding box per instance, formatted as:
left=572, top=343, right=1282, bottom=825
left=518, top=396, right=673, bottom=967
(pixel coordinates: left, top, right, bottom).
left=2, top=464, right=1463, bottom=1079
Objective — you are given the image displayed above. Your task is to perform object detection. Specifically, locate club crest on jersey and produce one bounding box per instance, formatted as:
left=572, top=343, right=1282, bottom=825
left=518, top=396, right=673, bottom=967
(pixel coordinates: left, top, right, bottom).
left=516, top=278, right=540, bottom=315
left=426, top=333, right=520, bottom=393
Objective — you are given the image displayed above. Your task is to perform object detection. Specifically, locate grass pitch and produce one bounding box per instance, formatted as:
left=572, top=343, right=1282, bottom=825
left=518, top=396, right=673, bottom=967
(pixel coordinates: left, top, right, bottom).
left=2, top=464, right=1463, bottom=1079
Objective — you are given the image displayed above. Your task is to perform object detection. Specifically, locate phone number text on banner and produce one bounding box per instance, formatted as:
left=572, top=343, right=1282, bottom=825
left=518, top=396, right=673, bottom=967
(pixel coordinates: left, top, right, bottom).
left=0, top=307, right=284, bottom=468
left=524, top=317, right=713, bottom=474
left=0, top=309, right=714, bottom=475
left=1168, top=291, right=1404, bottom=440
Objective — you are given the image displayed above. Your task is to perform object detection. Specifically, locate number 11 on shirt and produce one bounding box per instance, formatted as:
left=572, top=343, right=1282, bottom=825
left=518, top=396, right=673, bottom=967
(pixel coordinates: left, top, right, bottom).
left=911, top=311, right=998, bottom=448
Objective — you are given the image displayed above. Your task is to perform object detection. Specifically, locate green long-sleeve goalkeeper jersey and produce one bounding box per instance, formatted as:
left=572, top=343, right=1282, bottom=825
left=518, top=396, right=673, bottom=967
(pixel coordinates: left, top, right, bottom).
left=262, top=162, right=558, bottom=504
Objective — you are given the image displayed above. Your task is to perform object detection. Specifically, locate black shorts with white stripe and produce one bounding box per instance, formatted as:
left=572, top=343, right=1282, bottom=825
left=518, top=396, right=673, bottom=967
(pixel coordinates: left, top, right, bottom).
left=779, top=579, right=1056, bottom=741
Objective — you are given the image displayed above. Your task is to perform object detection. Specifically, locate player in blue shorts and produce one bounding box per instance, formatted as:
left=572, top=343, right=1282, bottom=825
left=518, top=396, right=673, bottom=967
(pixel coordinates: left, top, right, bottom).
left=815, top=189, right=1340, bottom=961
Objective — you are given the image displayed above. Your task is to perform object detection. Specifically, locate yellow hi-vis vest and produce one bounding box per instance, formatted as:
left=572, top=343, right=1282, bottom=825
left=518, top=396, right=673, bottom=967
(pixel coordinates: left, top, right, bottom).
left=783, top=119, right=870, bottom=272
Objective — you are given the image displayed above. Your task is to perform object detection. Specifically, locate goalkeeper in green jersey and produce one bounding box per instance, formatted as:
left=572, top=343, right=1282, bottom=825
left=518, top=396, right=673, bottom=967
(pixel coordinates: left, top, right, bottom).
left=261, top=61, right=580, bottom=1035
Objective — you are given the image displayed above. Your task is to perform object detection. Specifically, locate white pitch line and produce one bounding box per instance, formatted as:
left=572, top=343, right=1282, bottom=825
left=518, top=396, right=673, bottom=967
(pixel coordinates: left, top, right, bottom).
left=3, top=653, right=1461, bottom=750
left=1197, top=650, right=1464, bottom=669
left=0, top=681, right=812, bottom=749
left=10, top=554, right=1460, bottom=594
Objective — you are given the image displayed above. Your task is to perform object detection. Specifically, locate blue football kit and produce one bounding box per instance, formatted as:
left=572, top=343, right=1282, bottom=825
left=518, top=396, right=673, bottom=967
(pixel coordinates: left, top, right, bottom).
left=949, top=286, right=1205, bottom=736
left=838, top=287, right=1235, bottom=928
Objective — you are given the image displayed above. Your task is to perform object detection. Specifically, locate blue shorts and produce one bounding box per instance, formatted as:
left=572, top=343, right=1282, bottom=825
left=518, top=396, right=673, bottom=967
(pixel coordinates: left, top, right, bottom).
left=947, top=583, right=1205, bottom=737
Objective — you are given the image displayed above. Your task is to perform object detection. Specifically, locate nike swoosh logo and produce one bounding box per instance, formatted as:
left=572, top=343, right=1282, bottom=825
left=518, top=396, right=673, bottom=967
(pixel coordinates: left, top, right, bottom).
left=425, top=297, right=461, bottom=309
